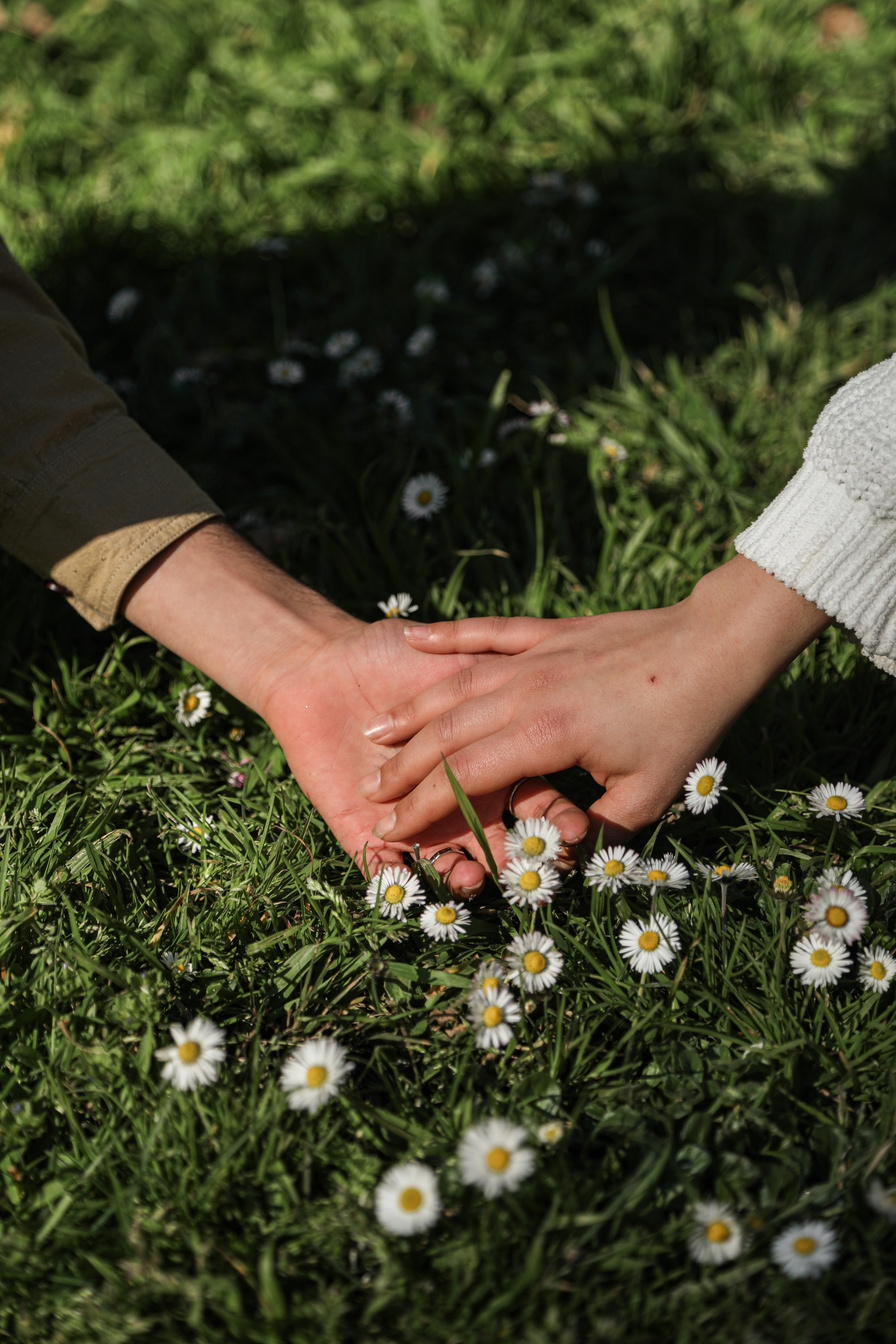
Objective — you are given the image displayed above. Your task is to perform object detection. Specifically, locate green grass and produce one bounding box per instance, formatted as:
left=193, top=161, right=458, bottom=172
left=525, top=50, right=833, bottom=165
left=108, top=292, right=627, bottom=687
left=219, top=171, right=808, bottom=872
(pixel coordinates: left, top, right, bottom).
left=3, top=0, right=896, bottom=1339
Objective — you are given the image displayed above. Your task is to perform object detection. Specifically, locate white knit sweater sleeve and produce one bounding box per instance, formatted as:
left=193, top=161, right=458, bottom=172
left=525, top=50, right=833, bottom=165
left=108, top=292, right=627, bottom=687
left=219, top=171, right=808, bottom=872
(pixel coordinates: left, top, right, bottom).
left=735, top=351, right=896, bottom=677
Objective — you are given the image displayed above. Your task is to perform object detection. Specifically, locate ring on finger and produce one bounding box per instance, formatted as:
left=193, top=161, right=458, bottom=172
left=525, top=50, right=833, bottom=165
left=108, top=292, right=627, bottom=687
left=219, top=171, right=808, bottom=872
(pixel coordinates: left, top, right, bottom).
left=506, top=776, right=549, bottom=820
left=423, top=845, right=474, bottom=866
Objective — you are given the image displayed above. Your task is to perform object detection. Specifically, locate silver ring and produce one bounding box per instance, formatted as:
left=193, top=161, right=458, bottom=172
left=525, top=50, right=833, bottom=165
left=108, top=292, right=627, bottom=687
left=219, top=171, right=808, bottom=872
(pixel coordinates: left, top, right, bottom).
left=424, top=846, right=473, bottom=865
left=506, top=777, right=534, bottom=819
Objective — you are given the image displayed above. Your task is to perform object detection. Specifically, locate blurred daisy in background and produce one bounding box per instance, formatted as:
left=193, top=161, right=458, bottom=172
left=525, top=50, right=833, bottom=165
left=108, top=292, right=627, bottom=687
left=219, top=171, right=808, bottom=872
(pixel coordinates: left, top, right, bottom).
left=154, top=1017, right=225, bottom=1091
left=375, top=1162, right=441, bottom=1235
left=504, top=932, right=563, bottom=993
left=107, top=287, right=140, bottom=322
left=175, top=814, right=216, bottom=856
left=637, top=853, right=690, bottom=895
left=402, top=473, right=448, bottom=520
left=405, top=325, right=436, bottom=357
left=323, top=330, right=359, bottom=359
left=458, top=1118, right=535, bottom=1197
left=789, top=933, right=851, bottom=987
left=770, top=1220, right=838, bottom=1278
left=377, top=592, right=418, bottom=618
left=468, top=985, right=520, bottom=1049
left=279, top=1036, right=353, bottom=1113
left=866, top=1178, right=896, bottom=1218
left=176, top=683, right=211, bottom=727
left=688, top=1201, right=745, bottom=1265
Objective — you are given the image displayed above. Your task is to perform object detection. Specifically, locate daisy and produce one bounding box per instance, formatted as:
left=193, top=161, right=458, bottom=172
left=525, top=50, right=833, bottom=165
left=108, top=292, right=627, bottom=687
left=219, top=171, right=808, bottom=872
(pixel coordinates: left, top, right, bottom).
left=636, top=853, right=690, bottom=895
left=377, top=388, right=414, bottom=425
left=688, top=1201, right=745, bottom=1265
left=267, top=357, right=305, bottom=386
left=374, top=1162, right=441, bottom=1235
left=527, top=400, right=556, bottom=417
left=175, top=814, right=215, bottom=856
left=176, top=683, right=212, bottom=727
left=467, top=985, right=521, bottom=1049
left=536, top=1120, right=565, bottom=1145
left=866, top=1178, right=896, bottom=1219
left=479, top=447, right=498, bottom=467
left=500, top=856, right=562, bottom=908
left=804, top=885, right=867, bottom=944
left=770, top=1220, right=838, bottom=1278
left=618, top=913, right=681, bottom=975
left=365, top=866, right=424, bottom=921
left=323, top=330, right=359, bottom=359
left=171, top=366, right=204, bottom=387
left=820, top=866, right=866, bottom=902
left=683, top=758, right=728, bottom=814
left=405, top=325, right=436, bottom=357
left=470, top=960, right=506, bottom=996
left=773, top=874, right=794, bottom=895
left=504, top=932, right=563, bottom=993
left=279, top=1036, right=354, bottom=1113
left=472, top=258, right=499, bottom=297
left=106, top=287, right=140, bottom=322
left=414, top=277, right=450, bottom=303
left=160, top=951, right=194, bottom=982
left=807, top=781, right=865, bottom=822
left=419, top=901, right=471, bottom=943
left=154, top=1017, right=225, bottom=1091
left=858, top=945, right=896, bottom=993
left=343, top=346, right=382, bottom=380
left=696, top=860, right=757, bottom=885
left=458, top=1118, right=535, bottom=1198
left=504, top=816, right=562, bottom=865
left=377, top=592, right=418, bottom=618
left=585, top=845, right=642, bottom=893
left=402, top=473, right=448, bottom=520
left=227, top=769, right=246, bottom=788
left=789, top=933, right=851, bottom=987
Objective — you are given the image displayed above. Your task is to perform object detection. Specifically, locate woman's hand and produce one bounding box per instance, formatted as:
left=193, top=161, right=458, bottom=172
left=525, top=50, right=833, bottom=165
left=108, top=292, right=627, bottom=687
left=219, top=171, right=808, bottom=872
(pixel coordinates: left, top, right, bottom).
left=358, top=556, right=832, bottom=844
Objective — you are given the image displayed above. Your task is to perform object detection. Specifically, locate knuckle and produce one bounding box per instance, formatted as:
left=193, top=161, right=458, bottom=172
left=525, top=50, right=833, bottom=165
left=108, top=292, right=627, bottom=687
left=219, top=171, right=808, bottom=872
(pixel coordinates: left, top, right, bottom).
left=434, top=708, right=462, bottom=749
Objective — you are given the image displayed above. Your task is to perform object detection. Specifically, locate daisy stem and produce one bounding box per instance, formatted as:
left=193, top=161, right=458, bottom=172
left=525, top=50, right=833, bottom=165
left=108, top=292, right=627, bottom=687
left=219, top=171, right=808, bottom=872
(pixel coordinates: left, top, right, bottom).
left=823, top=821, right=837, bottom=869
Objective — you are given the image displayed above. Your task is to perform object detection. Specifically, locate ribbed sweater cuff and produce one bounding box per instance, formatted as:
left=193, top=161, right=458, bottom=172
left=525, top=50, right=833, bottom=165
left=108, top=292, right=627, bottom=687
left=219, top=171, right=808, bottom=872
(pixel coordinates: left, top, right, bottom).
left=735, top=461, right=896, bottom=677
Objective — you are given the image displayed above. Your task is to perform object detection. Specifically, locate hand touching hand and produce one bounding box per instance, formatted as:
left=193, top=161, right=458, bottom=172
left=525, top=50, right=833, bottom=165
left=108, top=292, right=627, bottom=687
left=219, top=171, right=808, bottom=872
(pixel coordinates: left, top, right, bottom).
left=357, top=556, right=831, bottom=845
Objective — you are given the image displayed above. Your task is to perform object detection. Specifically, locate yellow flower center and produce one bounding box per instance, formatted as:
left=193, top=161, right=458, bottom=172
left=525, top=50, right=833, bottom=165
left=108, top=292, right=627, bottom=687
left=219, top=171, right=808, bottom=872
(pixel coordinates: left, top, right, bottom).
left=810, top=948, right=831, bottom=967
left=383, top=884, right=405, bottom=904
left=826, top=795, right=847, bottom=811
left=519, top=870, right=541, bottom=892
left=774, top=876, right=793, bottom=892
left=435, top=905, right=456, bottom=925
left=793, top=1236, right=817, bottom=1256
left=486, top=1146, right=510, bottom=1172
left=183, top=693, right=199, bottom=713
left=399, top=1187, right=423, bottom=1212
left=189, top=825, right=203, bottom=839
left=706, top=1221, right=731, bottom=1244
left=482, top=1005, right=504, bottom=1028
left=386, top=606, right=398, bottom=617
left=696, top=775, right=714, bottom=796
left=604, top=443, right=618, bottom=457
left=603, top=859, right=625, bottom=877
left=825, top=905, right=848, bottom=928
left=638, top=930, right=659, bottom=951
left=482, top=976, right=501, bottom=992
left=417, top=489, right=432, bottom=505
left=523, top=951, right=547, bottom=974
left=306, top=1065, right=327, bottom=1088
left=522, top=835, right=546, bottom=856
left=870, top=960, right=887, bottom=981
left=178, top=1041, right=200, bottom=1064
left=714, top=865, right=731, bottom=877
left=647, top=869, right=667, bottom=884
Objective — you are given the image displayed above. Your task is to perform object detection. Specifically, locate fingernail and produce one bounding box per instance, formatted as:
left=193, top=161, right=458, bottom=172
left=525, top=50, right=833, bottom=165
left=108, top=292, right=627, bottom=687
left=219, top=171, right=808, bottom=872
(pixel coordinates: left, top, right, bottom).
left=362, top=713, right=393, bottom=740
left=457, top=883, right=480, bottom=899
left=372, top=811, right=396, bottom=839
left=404, top=624, right=432, bottom=640
left=357, top=768, right=381, bottom=798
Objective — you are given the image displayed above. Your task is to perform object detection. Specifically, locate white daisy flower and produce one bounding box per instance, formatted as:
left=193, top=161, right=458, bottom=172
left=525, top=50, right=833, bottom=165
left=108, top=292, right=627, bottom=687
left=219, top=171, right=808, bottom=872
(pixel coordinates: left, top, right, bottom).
left=458, top=1117, right=535, bottom=1198
left=527, top=399, right=556, bottom=417
left=401, top=473, right=448, bottom=520
left=175, top=814, right=216, bottom=856
left=377, top=388, right=414, bottom=425
left=807, top=781, right=865, bottom=822
left=504, top=816, right=562, bottom=865
left=688, top=1201, right=745, bottom=1265
left=176, top=683, right=212, bottom=727
left=279, top=1036, right=354, bottom=1113
left=858, top=945, right=896, bottom=993
left=585, top=238, right=610, bottom=259
left=696, top=860, right=757, bottom=885
left=267, top=357, right=305, bottom=386
left=618, top=913, right=681, bottom=975
left=365, top=866, right=424, bottom=921
left=866, top=1178, right=896, bottom=1219
left=160, top=951, right=194, bottom=982
left=154, top=1017, right=225, bottom=1091
left=804, top=885, right=868, bottom=944
left=536, top=1120, right=565, bottom=1145
left=467, top=985, right=521, bottom=1049
left=770, top=1220, right=838, bottom=1278
left=683, top=757, right=728, bottom=814
left=500, top=856, right=562, bottom=908
left=171, top=366, right=204, bottom=387
left=789, top=933, right=851, bottom=987
left=323, top=330, right=360, bottom=359
left=414, top=277, right=450, bottom=303
left=375, top=1161, right=441, bottom=1236
left=470, top=960, right=506, bottom=996
left=820, top=866, right=866, bottom=902
left=339, top=345, right=382, bottom=383
left=585, top=845, right=642, bottom=893
left=227, top=769, right=246, bottom=788
left=636, top=853, right=690, bottom=895
left=377, top=592, right=418, bottom=618
left=405, top=325, right=436, bottom=357
left=472, top=258, right=499, bottom=297
left=504, top=932, right=563, bottom=993
left=479, top=447, right=498, bottom=467
left=419, top=901, right=471, bottom=943
left=106, top=287, right=140, bottom=322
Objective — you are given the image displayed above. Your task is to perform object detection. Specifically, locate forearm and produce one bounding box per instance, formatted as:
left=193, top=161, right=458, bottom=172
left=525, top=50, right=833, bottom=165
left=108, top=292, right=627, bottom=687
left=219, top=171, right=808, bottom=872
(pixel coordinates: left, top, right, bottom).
left=120, top=520, right=359, bottom=714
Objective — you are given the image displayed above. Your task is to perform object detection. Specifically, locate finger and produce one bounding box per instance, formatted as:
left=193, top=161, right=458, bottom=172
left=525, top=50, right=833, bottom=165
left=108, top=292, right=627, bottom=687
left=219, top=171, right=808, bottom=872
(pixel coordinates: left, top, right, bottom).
left=508, top=777, right=589, bottom=872
left=436, top=854, right=485, bottom=900
left=403, top=615, right=549, bottom=655
left=585, top=778, right=670, bottom=848
left=372, top=725, right=572, bottom=842
left=361, top=659, right=515, bottom=746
